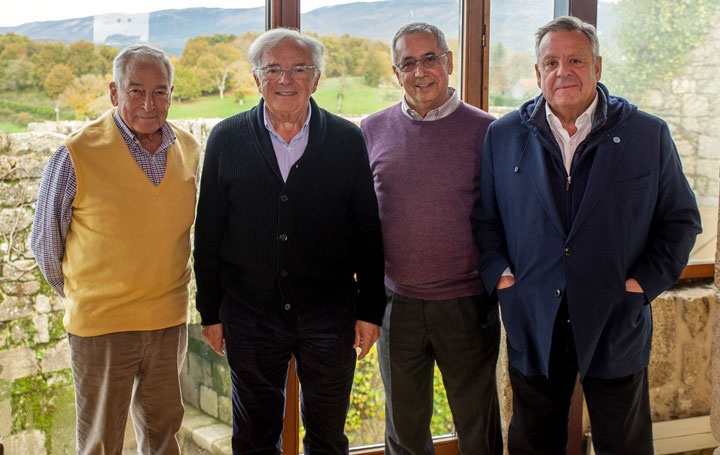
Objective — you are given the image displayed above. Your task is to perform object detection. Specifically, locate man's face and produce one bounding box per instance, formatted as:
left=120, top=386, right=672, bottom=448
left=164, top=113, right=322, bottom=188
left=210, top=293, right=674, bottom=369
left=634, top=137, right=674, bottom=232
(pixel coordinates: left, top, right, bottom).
left=109, top=59, right=172, bottom=135
left=254, top=39, right=320, bottom=118
left=535, top=30, right=601, bottom=120
left=393, top=32, right=453, bottom=118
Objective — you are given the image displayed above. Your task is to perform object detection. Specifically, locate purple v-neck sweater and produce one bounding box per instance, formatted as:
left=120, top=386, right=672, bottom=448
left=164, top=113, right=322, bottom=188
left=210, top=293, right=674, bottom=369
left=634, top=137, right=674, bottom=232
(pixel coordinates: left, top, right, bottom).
left=361, top=102, right=495, bottom=300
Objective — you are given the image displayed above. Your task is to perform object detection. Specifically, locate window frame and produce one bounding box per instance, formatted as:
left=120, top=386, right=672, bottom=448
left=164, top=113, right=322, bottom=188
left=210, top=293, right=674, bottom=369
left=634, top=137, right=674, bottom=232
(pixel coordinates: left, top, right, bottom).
left=266, top=0, right=712, bottom=453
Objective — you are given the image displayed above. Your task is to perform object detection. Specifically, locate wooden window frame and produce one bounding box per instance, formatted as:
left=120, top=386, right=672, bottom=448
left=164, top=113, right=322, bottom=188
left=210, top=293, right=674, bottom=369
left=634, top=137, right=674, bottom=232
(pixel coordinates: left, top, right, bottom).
left=264, top=0, right=712, bottom=453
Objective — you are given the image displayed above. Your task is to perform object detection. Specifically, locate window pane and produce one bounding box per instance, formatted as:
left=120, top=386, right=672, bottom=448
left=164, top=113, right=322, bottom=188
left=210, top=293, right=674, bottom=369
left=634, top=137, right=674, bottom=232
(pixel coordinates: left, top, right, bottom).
left=1, top=3, right=264, bottom=454
left=597, top=0, right=720, bottom=264
left=488, top=0, right=553, bottom=116
left=295, top=1, right=462, bottom=449
left=300, top=0, right=461, bottom=119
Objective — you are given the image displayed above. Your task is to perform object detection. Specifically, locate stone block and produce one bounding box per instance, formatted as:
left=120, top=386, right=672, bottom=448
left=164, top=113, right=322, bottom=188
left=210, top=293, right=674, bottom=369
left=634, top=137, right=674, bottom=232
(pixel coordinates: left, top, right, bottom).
left=0, top=398, right=11, bottom=437
left=27, top=121, right=85, bottom=135
left=2, top=429, right=47, bottom=455
left=0, top=296, right=34, bottom=322
left=0, top=346, right=39, bottom=380
left=7, top=132, right=65, bottom=156
left=2, top=260, right=36, bottom=282
left=711, top=301, right=720, bottom=441
left=683, top=93, right=709, bottom=117
left=40, top=338, right=71, bottom=373
left=192, top=423, right=232, bottom=453
left=0, top=155, right=47, bottom=180
left=682, top=296, right=711, bottom=337
left=0, top=182, right=38, bottom=207
left=218, top=396, right=232, bottom=425
left=200, top=385, right=218, bottom=418
left=181, top=358, right=200, bottom=408
left=0, top=207, right=33, bottom=236
left=649, top=294, right=677, bottom=388
left=699, top=135, right=720, bottom=159
left=33, top=313, right=50, bottom=344
left=35, top=294, right=52, bottom=313
left=696, top=159, right=720, bottom=180
left=682, top=342, right=703, bottom=386
left=213, top=362, right=231, bottom=396
left=0, top=280, right=41, bottom=297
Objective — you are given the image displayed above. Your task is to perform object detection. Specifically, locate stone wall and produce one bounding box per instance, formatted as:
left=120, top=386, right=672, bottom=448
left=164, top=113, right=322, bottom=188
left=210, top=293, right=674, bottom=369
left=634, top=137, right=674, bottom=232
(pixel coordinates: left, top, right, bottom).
left=1, top=121, right=718, bottom=454
left=641, top=23, right=720, bottom=208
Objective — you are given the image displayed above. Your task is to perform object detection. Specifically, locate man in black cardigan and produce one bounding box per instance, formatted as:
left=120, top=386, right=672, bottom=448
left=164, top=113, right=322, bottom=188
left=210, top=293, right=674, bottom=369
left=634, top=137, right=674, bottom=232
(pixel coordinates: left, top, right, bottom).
left=193, top=28, right=385, bottom=454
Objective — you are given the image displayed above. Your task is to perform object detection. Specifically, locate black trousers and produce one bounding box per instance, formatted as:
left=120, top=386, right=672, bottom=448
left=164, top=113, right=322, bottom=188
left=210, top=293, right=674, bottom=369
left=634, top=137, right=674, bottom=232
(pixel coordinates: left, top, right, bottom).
left=221, top=295, right=357, bottom=455
left=377, top=289, right=503, bottom=455
left=508, top=302, right=653, bottom=455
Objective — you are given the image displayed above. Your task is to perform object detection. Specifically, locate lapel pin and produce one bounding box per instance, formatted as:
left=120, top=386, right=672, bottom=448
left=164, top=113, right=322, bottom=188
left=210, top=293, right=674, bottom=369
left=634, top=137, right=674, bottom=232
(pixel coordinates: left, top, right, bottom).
left=613, top=136, right=621, bottom=143
left=514, top=167, right=520, bottom=173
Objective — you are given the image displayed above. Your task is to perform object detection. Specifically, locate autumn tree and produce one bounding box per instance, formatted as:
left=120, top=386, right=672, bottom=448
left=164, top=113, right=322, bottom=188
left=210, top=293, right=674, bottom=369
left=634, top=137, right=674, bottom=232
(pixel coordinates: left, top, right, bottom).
left=173, top=65, right=202, bottom=101
left=60, top=74, right=111, bottom=120
left=31, top=42, right=64, bottom=90
left=44, top=63, right=75, bottom=98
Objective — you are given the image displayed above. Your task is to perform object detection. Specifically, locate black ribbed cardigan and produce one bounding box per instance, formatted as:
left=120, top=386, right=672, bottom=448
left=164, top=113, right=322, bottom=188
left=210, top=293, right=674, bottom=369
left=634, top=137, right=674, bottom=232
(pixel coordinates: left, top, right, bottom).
left=193, top=98, right=385, bottom=326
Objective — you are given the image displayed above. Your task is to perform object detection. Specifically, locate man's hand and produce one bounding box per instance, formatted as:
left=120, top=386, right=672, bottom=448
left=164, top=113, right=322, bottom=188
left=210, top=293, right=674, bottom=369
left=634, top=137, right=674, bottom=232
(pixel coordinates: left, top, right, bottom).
left=354, top=320, right=380, bottom=360
left=496, top=275, right=516, bottom=290
left=625, top=278, right=644, bottom=293
left=201, top=323, right=225, bottom=356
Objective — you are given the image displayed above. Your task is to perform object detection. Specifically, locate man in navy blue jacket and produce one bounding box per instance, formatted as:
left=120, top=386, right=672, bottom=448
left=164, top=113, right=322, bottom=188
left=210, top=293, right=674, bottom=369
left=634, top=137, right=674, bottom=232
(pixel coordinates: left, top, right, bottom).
left=472, top=16, right=701, bottom=454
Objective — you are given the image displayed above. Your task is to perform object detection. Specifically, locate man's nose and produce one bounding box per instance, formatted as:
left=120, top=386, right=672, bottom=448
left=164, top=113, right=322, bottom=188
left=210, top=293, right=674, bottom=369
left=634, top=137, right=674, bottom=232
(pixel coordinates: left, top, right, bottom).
left=414, top=62, right=426, bottom=77
left=278, top=69, right=292, bottom=83
left=142, top=92, right=154, bottom=111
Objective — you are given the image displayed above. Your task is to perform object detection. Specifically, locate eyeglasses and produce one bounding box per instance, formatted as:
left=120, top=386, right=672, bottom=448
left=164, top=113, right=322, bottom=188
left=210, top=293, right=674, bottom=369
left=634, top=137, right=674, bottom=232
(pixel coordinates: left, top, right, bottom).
left=255, top=65, right=317, bottom=80
left=394, top=52, right=449, bottom=73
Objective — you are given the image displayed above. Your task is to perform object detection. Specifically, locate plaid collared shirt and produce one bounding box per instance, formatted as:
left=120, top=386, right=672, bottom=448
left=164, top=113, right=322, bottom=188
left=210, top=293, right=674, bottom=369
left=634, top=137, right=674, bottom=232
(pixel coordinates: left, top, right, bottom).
left=30, top=111, right=177, bottom=296
left=401, top=87, right=461, bottom=121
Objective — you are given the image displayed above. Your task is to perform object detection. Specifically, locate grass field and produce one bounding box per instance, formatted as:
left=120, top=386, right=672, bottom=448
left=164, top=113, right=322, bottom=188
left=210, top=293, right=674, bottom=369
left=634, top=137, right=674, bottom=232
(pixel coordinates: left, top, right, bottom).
left=0, top=77, right=404, bottom=132
left=169, top=76, right=402, bottom=119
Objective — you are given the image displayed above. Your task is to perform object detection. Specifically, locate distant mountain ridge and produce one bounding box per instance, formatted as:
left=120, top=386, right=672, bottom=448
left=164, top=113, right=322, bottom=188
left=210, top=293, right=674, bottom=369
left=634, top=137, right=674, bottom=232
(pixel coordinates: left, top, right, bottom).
left=0, top=0, right=616, bottom=57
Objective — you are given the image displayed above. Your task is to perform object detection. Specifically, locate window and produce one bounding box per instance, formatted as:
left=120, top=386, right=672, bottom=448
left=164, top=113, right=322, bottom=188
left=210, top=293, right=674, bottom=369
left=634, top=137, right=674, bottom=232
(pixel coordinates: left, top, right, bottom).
left=597, top=0, right=720, bottom=276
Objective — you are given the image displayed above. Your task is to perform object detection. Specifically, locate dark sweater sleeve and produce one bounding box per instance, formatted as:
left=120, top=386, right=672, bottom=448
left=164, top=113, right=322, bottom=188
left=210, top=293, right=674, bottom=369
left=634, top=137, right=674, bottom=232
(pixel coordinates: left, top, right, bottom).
left=193, top=121, right=231, bottom=326
left=348, top=132, right=386, bottom=326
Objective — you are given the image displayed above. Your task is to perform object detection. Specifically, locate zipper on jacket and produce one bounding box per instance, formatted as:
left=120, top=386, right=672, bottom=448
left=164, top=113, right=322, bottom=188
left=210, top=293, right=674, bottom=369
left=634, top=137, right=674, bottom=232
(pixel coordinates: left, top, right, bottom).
left=566, top=175, right=572, bottom=191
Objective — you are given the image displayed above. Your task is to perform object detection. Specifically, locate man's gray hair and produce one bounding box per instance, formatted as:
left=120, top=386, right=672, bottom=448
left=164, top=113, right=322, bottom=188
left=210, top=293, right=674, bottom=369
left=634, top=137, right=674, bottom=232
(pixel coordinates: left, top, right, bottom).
left=248, top=28, right=324, bottom=75
left=391, top=22, right=449, bottom=64
left=535, top=16, right=600, bottom=61
left=113, top=44, right=174, bottom=88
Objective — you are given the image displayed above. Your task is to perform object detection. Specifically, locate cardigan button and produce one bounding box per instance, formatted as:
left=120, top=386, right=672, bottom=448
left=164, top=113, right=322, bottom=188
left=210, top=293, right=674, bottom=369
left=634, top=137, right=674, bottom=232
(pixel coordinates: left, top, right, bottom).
left=284, top=303, right=291, bottom=311
left=279, top=234, right=288, bottom=241
left=554, top=289, right=562, bottom=297
left=564, top=247, right=571, bottom=256
left=280, top=270, right=289, bottom=278
left=280, top=194, right=288, bottom=202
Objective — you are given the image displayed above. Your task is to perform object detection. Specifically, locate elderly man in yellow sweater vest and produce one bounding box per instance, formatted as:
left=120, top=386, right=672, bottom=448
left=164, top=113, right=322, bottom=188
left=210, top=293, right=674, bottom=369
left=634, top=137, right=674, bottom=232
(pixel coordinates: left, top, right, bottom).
left=31, top=45, right=200, bottom=455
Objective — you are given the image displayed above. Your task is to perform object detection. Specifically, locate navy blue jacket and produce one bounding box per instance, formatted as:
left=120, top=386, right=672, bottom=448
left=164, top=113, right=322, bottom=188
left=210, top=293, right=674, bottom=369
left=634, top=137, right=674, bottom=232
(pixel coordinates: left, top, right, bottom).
left=472, top=83, right=701, bottom=379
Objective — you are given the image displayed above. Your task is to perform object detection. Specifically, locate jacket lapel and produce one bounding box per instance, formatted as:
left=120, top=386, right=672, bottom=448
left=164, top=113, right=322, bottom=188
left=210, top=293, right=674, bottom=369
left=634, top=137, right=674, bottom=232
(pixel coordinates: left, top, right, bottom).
left=250, top=99, right=284, bottom=182
left=523, top=133, right=566, bottom=237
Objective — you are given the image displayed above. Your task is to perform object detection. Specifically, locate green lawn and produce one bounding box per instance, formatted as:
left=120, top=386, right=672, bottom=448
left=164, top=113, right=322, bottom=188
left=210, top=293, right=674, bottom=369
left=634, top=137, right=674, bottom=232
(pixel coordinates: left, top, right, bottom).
left=0, top=77, right=402, bottom=132
left=0, top=123, right=26, bottom=133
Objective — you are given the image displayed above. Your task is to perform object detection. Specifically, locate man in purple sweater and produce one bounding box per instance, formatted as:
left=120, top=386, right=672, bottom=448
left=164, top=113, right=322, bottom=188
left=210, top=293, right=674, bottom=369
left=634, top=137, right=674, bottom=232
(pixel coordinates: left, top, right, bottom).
left=361, top=22, right=502, bottom=455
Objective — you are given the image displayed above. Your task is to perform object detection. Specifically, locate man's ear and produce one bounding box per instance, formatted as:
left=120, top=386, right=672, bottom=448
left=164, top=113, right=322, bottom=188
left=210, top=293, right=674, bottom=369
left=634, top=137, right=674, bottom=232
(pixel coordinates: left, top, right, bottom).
left=109, top=81, right=119, bottom=107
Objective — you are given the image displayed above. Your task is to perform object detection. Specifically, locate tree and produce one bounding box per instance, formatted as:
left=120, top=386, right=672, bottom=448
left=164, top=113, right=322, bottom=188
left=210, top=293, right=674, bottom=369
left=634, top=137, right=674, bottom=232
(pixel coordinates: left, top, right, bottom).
left=64, top=41, right=101, bottom=77
left=0, top=59, right=33, bottom=91
left=361, top=46, right=392, bottom=86
left=60, top=74, right=111, bottom=120
left=603, top=0, right=720, bottom=100
left=173, top=65, right=202, bottom=101
left=230, top=60, right=258, bottom=103
left=31, top=42, right=64, bottom=89
left=44, top=64, right=75, bottom=98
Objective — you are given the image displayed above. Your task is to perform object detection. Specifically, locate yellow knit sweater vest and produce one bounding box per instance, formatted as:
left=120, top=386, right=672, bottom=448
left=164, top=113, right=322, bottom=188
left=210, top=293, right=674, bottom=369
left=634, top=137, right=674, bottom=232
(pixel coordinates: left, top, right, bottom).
left=62, top=109, right=200, bottom=336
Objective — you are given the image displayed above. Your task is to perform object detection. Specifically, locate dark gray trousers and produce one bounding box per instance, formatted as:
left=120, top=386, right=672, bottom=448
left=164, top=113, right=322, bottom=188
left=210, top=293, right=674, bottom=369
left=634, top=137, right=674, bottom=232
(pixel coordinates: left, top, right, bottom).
left=377, top=289, right=503, bottom=455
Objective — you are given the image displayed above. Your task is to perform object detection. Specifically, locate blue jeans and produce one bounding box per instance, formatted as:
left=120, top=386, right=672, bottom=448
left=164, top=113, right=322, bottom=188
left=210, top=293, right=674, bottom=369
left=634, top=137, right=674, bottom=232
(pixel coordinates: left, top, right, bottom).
left=220, top=294, right=357, bottom=455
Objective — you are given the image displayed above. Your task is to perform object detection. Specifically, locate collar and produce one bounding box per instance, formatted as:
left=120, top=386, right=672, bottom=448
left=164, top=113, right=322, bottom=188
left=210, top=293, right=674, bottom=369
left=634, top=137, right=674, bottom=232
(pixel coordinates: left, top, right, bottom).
left=112, top=109, right=176, bottom=149
left=401, top=87, right=460, bottom=121
left=544, top=91, right=599, bottom=136
left=262, top=103, right=312, bottom=144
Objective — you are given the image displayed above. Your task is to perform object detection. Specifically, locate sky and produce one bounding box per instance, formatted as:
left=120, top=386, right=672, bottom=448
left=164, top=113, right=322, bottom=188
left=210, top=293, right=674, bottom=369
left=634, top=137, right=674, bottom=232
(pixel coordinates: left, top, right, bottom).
left=1, top=0, right=379, bottom=27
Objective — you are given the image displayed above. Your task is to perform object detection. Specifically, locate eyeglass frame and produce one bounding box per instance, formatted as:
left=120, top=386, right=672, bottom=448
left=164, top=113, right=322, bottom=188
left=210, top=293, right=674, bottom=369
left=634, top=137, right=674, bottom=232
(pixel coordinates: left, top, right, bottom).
left=393, top=52, right=450, bottom=73
left=254, top=65, right=318, bottom=80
